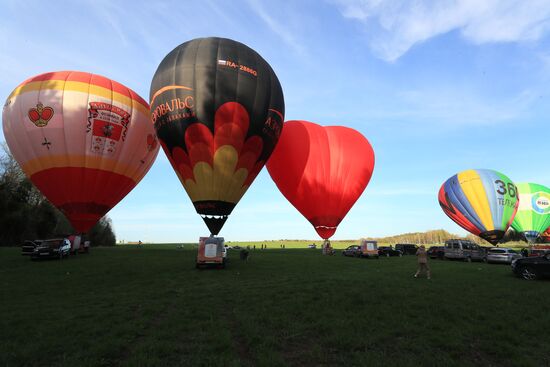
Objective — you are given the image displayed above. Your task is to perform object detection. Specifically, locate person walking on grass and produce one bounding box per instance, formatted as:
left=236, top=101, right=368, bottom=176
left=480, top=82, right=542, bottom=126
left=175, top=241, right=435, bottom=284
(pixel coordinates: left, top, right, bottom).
left=414, top=245, right=431, bottom=279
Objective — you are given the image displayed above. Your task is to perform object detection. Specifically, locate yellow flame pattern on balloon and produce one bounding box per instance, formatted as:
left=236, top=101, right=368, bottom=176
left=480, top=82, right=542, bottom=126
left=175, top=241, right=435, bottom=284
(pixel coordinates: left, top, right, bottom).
left=183, top=145, right=249, bottom=203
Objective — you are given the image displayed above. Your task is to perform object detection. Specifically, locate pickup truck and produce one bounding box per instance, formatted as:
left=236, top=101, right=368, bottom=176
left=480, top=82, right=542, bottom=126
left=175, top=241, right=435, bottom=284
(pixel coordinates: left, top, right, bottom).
left=25, top=239, right=72, bottom=260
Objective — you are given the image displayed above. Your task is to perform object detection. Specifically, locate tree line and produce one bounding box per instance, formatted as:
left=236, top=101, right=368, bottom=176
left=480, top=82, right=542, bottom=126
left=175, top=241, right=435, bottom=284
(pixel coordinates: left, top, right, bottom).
left=0, top=143, right=116, bottom=247
left=366, top=227, right=536, bottom=246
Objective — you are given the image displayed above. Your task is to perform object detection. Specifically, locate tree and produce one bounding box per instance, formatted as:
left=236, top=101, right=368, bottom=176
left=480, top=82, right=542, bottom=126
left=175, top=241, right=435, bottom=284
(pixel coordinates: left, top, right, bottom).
left=87, top=217, right=116, bottom=247
left=0, top=142, right=116, bottom=246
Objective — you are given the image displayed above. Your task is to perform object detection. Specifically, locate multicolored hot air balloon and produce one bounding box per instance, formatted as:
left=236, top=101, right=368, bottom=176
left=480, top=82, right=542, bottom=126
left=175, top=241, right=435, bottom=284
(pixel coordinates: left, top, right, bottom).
left=2, top=71, right=159, bottom=232
left=266, top=120, right=375, bottom=239
left=511, top=183, right=550, bottom=243
left=438, top=169, right=519, bottom=245
left=150, top=37, right=284, bottom=235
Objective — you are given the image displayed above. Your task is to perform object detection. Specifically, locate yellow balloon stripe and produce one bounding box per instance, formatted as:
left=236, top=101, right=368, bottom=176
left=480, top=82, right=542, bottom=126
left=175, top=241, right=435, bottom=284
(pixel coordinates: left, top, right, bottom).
left=458, top=169, right=494, bottom=230
left=22, top=155, right=138, bottom=183
left=8, top=81, right=149, bottom=117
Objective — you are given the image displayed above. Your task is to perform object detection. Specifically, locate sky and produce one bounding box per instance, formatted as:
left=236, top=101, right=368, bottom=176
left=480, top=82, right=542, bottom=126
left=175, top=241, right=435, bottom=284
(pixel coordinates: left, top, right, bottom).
left=1, top=0, right=550, bottom=242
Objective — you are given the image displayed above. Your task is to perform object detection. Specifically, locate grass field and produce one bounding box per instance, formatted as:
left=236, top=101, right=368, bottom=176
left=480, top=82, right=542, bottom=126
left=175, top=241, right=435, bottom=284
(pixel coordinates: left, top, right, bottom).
left=1, top=245, right=548, bottom=367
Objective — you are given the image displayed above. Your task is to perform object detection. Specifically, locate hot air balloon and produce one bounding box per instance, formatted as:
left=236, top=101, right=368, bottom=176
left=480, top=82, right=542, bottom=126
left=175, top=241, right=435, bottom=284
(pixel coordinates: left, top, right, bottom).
left=266, top=120, right=375, bottom=239
left=2, top=71, right=159, bottom=233
left=510, top=183, right=550, bottom=243
left=150, top=37, right=284, bottom=235
left=438, top=169, right=519, bottom=245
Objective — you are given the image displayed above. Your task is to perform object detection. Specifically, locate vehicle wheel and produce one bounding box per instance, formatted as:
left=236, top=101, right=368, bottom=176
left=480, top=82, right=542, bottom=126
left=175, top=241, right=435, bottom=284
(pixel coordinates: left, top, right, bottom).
left=520, top=267, right=538, bottom=280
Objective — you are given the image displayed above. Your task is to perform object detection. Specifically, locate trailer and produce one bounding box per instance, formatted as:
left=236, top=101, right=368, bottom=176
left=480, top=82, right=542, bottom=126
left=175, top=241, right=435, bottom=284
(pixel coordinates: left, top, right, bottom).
left=67, top=235, right=90, bottom=254
left=358, top=240, right=379, bottom=258
left=196, top=236, right=226, bottom=269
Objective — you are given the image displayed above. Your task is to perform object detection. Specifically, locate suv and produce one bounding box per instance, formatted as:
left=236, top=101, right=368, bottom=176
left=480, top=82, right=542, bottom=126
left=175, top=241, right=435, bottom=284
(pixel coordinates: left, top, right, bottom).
left=395, top=243, right=418, bottom=255
left=342, top=245, right=360, bottom=257
left=378, top=246, right=402, bottom=257
left=444, top=239, right=487, bottom=262
left=511, top=253, right=550, bottom=280
left=30, top=239, right=71, bottom=260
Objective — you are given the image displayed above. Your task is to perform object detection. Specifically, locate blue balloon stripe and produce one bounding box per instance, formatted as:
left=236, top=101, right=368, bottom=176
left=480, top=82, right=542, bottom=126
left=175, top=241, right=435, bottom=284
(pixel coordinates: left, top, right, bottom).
left=445, top=175, right=487, bottom=233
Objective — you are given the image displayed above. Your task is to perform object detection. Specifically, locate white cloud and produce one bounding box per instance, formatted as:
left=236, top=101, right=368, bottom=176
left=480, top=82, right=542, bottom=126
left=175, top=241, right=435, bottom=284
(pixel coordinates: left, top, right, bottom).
left=245, top=0, right=308, bottom=57
left=332, top=0, right=550, bottom=61
left=392, top=86, right=538, bottom=126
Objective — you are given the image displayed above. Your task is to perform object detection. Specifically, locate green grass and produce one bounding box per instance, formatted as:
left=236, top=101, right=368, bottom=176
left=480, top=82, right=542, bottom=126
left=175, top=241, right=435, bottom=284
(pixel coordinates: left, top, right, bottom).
left=1, top=246, right=549, bottom=367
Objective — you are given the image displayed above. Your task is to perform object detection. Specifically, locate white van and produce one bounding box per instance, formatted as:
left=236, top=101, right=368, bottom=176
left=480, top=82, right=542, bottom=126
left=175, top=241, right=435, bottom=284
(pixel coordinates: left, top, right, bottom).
left=444, top=239, right=487, bottom=262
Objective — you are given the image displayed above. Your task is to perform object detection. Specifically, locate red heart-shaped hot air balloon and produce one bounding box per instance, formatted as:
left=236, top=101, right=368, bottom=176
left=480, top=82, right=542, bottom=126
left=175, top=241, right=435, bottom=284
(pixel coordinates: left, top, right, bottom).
left=267, top=120, right=375, bottom=239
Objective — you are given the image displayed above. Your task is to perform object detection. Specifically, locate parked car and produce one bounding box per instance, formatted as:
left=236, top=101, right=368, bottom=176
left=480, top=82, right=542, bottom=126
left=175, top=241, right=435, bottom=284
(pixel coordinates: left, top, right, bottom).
left=511, top=253, right=550, bottom=280
left=444, top=239, right=487, bottom=262
left=30, top=239, right=71, bottom=260
left=427, top=246, right=445, bottom=259
left=378, top=246, right=402, bottom=257
left=395, top=243, right=418, bottom=255
left=486, top=248, right=522, bottom=264
left=342, top=245, right=360, bottom=257
left=308, top=244, right=317, bottom=249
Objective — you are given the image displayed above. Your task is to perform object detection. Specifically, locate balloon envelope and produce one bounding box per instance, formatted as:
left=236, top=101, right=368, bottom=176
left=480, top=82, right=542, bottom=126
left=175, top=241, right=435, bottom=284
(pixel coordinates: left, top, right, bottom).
left=510, top=183, right=550, bottom=243
left=266, top=120, right=375, bottom=239
left=150, top=37, right=284, bottom=235
left=2, top=71, right=159, bottom=232
left=438, top=169, right=519, bottom=245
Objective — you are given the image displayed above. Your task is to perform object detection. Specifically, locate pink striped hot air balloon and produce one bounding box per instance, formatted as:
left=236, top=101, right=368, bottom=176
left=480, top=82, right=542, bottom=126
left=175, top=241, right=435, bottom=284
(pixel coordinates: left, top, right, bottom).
left=2, top=71, right=159, bottom=232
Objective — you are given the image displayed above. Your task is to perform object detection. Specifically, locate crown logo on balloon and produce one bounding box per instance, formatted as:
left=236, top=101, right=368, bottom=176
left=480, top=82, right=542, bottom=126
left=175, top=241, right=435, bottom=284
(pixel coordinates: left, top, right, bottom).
left=28, top=102, right=54, bottom=127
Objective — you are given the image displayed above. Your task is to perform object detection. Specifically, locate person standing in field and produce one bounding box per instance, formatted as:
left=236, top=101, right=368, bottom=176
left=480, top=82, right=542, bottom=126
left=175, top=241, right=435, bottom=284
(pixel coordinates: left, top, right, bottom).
left=414, top=245, right=431, bottom=279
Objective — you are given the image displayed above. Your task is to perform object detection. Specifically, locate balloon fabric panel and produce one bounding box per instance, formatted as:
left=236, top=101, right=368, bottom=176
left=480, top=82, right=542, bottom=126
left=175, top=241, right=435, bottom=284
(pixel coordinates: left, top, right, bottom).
left=457, top=170, right=493, bottom=231
left=438, top=178, right=484, bottom=235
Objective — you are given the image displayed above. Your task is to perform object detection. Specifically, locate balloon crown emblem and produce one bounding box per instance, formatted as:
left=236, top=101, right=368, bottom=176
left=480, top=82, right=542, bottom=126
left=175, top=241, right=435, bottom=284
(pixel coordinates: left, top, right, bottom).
left=28, top=102, right=54, bottom=127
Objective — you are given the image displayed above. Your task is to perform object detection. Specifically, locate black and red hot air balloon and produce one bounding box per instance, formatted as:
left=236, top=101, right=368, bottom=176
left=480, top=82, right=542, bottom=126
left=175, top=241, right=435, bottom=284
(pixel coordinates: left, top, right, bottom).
left=150, top=37, right=285, bottom=236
